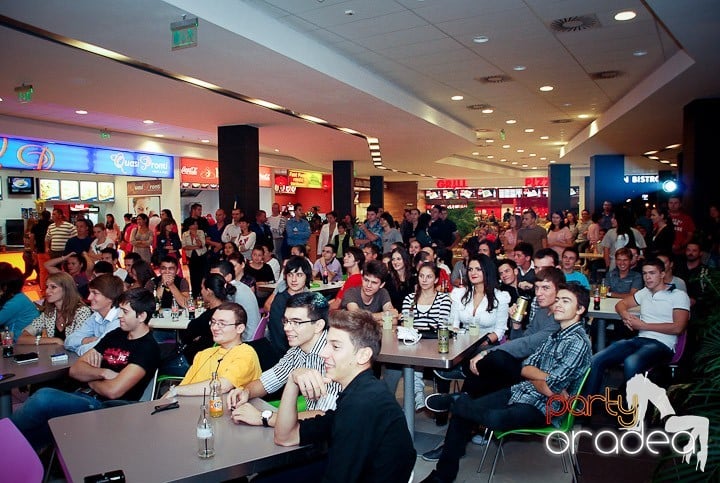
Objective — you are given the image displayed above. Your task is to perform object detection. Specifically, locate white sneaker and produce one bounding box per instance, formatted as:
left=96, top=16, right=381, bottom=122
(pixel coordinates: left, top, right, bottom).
left=471, top=434, right=489, bottom=445
left=415, top=392, right=426, bottom=411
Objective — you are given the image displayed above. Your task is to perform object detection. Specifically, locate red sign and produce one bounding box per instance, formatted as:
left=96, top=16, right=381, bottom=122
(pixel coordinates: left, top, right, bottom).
left=259, top=166, right=272, bottom=188
left=525, top=177, right=548, bottom=187
left=436, top=179, right=468, bottom=189
left=180, top=157, right=218, bottom=185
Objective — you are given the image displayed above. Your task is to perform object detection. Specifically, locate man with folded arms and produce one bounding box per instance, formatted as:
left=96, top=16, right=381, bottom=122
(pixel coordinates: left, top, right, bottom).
left=65, top=273, right=124, bottom=355
left=270, top=310, right=415, bottom=482
left=340, top=260, right=396, bottom=322
left=227, top=292, right=342, bottom=426
left=11, top=288, right=160, bottom=450
left=421, top=283, right=591, bottom=482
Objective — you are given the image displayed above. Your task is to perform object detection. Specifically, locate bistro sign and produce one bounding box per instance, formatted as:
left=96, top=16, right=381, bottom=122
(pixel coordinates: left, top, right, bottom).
left=0, top=135, right=173, bottom=178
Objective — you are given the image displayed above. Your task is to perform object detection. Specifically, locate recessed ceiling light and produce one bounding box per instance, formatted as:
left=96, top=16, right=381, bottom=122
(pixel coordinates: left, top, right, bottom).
left=615, top=10, right=637, bottom=21
left=487, top=155, right=494, bottom=159
left=665, top=143, right=681, bottom=149
left=506, top=119, right=517, bottom=124
left=524, top=128, right=535, bottom=133
left=633, top=50, right=648, bottom=57
left=472, top=151, right=480, bottom=156
left=485, top=139, right=494, bottom=143
left=274, top=148, right=280, bottom=152
left=549, top=160, right=556, bottom=163
left=500, top=158, right=507, bottom=162
left=648, top=155, right=659, bottom=160
left=513, top=65, right=526, bottom=71
left=522, top=164, right=528, bottom=167
left=345, top=9, right=355, bottom=15
left=660, top=160, right=670, bottom=164
left=643, top=150, right=658, bottom=155
left=670, top=163, right=677, bottom=167
left=540, top=135, right=550, bottom=140
left=540, top=157, right=547, bottom=161
left=517, top=149, right=524, bottom=153
left=75, top=110, right=88, bottom=115
left=529, top=153, right=536, bottom=157
left=154, top=134, right=164, bottom=137
left=502, top=144, right=510, bottom=149
left=578, top=114, right=591, bottom=119
left=539, top=85, right=554, bottom=92
left=532, top=166, right=538, bottom=170
left=143, top=119, right=154, bottom=124
left=451, top=95, right=464, bottom=101
left=200, top=139, right=210, bottom=143
left=481, top=108, right=494, bottom=114
left=0, top=97, right=3, bottom=102
left=472, top=36, right=489, bottom=44
left=511, top=161, right=518, bottom=165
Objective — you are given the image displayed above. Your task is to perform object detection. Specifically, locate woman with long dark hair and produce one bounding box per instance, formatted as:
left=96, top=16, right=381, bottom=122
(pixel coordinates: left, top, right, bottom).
left=647, top=207, right=674, bottom=256
left=130, top=213, right=153, bottom=263
left=600, top=209, right=647, bottom=271
left=44, top=252, right=90, bottom=298
left=386, top=247, right=414, bottom=311
left=0, top=265, right=39, bottom=340
left=18, top=272, right=91, bottom=344
left=547, top=210, right=574, bottom=259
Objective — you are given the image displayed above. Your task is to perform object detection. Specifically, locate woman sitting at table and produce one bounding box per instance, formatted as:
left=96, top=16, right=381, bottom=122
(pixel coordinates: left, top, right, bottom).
left=227, top=252, right=257, bottom=293
left=164, top=302, right=261, bottom=397
left=18, top=272, right=91, bottom=345
left=44, top=252, right=90, bottom=299
left=386, top=247, right=415, bottom=311
left=0, top=264, right=39, bottom=341
left=128, top=259, right=156, bottom=291
left=384, top=262, right=452, bottom=410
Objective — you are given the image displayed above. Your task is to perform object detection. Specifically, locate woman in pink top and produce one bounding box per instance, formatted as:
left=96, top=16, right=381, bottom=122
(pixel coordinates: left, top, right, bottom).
left=546, top=210, right=574, bottom=259
left=587, top=212, right=601, bottom=252
left=501, top=214, right=521, bottom=252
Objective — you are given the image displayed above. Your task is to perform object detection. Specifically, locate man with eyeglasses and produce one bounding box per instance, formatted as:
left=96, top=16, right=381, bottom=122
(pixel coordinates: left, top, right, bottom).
left=163, top=302, right=261, bottom=398
left=227, top=292, right=342, bottom=427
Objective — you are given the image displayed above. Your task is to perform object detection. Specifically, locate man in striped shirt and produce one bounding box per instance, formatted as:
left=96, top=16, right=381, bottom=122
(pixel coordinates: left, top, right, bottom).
left=46, top=209, right=77, bottom=259
left=227, top=292, right=341, bottom=427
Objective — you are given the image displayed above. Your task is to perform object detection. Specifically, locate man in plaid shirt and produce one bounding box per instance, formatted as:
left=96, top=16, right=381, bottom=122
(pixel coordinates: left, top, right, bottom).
left=421, top=283, right=591, bottom=483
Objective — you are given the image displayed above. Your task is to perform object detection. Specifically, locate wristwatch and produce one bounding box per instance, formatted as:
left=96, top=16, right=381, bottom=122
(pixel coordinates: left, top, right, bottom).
left=261, top=410, right=273, bottom=427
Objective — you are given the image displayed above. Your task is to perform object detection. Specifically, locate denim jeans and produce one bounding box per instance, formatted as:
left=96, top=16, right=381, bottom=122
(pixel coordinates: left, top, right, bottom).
left=585, top=336, right=673, bottom=396
left=435, top=388, right=546, bottom=482
left=10, top=388, right=128, bottom=450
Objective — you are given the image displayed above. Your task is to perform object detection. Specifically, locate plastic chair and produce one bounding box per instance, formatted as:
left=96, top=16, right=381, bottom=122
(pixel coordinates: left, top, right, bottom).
left=478, top=367, right=592, bottom=482
left=251, top=311, right=270, bottom=341
left=140, top=369, right=159, bottom=402
left=0, top=418, right=44, bottom=483
left=267, top=396, right=308, bottom=412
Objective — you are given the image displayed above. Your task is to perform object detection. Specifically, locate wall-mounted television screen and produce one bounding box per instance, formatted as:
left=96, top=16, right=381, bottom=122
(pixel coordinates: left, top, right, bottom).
left=7, top=176, right=35, bottom=195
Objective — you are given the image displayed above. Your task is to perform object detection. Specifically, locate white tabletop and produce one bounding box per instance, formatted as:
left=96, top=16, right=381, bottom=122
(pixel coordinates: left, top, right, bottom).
left=149, top=312, right=192, bottom=330
left=376, top=328, right=483, bottom=369
left=257, top=280, right=344, bottom=293
left=587, top=297, right=621, bottom=320
left=49, top=397, right=312, bottom=482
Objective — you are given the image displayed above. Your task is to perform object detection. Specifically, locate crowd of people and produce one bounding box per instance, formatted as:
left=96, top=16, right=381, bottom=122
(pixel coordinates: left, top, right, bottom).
left=1, top=195, right=716, bottom=482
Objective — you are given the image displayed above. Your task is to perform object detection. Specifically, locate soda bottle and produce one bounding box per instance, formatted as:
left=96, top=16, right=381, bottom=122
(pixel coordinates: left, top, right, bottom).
left=171, top=298, right=180, bottom=320
left=208, top=371, right=223, bottom=418
left=187, top=297, right=196, bottom=321
left=593, top=287, right=601, bottom=311
left=321, top=267, right=329, bottom=284
left=2, top=328, right=13, bottom=358
left=196, top=403, right=215, bottom=458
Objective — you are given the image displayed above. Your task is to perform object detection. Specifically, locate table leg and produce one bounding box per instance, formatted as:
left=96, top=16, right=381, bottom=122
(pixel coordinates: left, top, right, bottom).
left=0, top=391, right=12, bottom=418
left=402, top=365, right=414, bottom=440
left=596, top=319, right=606, bottom=352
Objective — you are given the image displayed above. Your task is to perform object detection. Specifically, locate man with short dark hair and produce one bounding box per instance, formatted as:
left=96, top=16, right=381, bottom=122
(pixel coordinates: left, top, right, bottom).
left=668, top=196, right=696, bottom=255
left=341, top=260, right=396, bottom=321
left=518, top=209, right=548, bottom=253
left=222, top=207, right=246, bottom=245
left=560, top=247, right=590, bottom=289
left=313, top=244, right=342, bottom=282
left=513, top=242, right=536, bottom=292
left=285, top=203, right=311, bottom=252
left=100, top=247, right=128, bottom=282
left=273, top=310, right=416, bottom=483
left=228, top=292, right=342, bottom=426
left=250, top=209, right=274, bottom=251
left=354, top=205, right=383, bottom=250
left=46, top=208, right=77, bottom=259
left=362, top=243, right=380, bottom=262
left=605, top=247, right=643, bottom=298
left=599, top=200, right=614, bottom=231
left=64, top=219, right=93, bottom=256
left=152, top=256, right=190, bottom=309
left=65, top=274, right=125, bottom=355
left=182, top=202, right=210, bottom=234
left=675, top=241, right=707, bottom=305
left=422, top=283, right=591, bottom=483
left=12, top=288, right=160, bottom=450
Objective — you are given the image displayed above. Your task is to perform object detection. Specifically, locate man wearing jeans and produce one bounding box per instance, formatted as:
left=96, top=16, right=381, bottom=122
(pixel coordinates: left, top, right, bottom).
left=585, top=258, right=690, bottom=396
left=421, top=283, right=591, bottom=482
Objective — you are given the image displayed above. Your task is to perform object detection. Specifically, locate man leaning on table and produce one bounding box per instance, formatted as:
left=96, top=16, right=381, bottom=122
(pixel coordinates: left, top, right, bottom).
left=227, top=292, right=342, bottom=426
left=267, top=310, right=415, bottom=483
left=64, top=274, right=124, bottom=355
left=340, top=260, right=397, bottom=322
left=11, top=288, right=160, bottom=450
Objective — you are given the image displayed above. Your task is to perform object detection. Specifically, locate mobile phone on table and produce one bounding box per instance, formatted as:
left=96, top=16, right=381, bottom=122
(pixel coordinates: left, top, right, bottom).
left=14, top=352, right=39, bottom=363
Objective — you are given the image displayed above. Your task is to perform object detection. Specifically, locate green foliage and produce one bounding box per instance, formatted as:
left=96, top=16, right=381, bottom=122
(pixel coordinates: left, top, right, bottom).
left=653, top=268, right=720, bottom=481
left=445, top=203, right=477, bottom=238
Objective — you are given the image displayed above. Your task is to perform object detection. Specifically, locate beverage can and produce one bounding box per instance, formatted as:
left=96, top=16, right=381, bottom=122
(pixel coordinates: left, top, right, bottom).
left=438, top=325, right=449, bottom=353
left=510, top=296, right=530, bottom=323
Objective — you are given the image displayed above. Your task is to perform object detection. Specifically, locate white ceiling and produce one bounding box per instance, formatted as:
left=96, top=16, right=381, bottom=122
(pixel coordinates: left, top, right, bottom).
left=0, top=0, right=718, bottom=181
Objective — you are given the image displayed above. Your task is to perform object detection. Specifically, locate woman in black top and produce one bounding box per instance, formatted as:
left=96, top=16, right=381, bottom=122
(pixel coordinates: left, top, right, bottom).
left=385, top=247, right=414, bottom=311
left=647, top=207, right=675, bottom=256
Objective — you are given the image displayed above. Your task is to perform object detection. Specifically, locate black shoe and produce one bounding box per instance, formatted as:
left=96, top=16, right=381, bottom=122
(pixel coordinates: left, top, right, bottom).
left=425, top=392, right=463, bottom=413
left=419, top=469, right=450, bottom=483
left=421, top=445, right=445, bottom=462
left=433, top=366, right=465, bottom=381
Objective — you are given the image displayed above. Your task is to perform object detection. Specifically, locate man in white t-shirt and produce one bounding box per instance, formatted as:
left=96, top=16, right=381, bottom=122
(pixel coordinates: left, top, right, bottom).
left=585, top=257, right=690, bottom=395
left=222, top=208, right=245, bottom=245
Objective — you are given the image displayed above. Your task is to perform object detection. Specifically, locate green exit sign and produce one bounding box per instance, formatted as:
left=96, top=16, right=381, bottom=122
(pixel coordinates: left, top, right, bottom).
left=171, top=17, right=198, bottom=51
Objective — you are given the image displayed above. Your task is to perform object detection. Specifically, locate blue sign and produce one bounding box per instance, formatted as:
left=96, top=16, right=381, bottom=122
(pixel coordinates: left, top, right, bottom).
left=0, top=136, right=173, bottom=178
